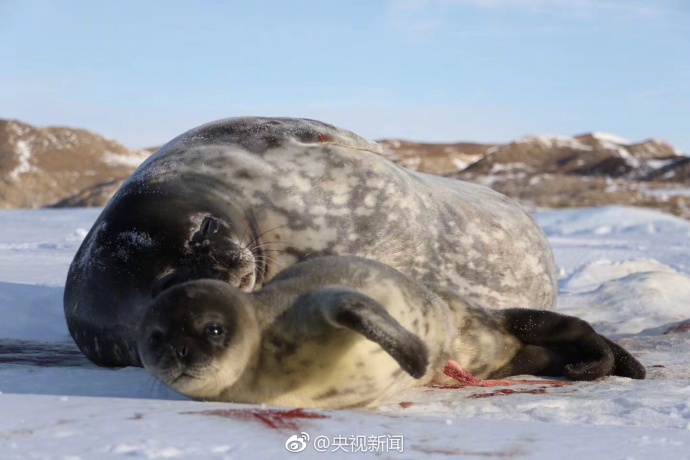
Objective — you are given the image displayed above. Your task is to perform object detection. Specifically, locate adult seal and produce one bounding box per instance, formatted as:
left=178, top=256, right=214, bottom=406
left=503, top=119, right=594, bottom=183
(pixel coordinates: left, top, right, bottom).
left=65, top=117, right=557, bottom=367
left=137, top=256, right=645, bottom=409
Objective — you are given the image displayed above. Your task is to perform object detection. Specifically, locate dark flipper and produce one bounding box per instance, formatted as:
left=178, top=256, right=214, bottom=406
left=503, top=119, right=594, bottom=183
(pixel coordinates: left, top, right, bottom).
left=280, top=287, right=429, bottom=379
left=601, top=336, right=646, bottom=379
left=489, top=309, right=645, bottom=380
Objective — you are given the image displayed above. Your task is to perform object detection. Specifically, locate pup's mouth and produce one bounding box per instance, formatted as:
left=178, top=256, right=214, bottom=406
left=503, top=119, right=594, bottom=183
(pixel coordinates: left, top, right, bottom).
left=171, top=371, right=201, bottom=385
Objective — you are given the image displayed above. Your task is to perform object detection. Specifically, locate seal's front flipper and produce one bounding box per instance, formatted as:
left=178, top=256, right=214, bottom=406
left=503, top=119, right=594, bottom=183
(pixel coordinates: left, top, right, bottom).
left=283, top=287, right=429, bottom=379
left=490, top=309, right=645, bottom=380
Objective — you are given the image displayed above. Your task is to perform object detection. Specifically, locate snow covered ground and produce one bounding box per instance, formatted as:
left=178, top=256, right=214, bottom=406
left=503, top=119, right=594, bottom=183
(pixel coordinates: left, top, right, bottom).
left=1, top=206, right=690, bottom=459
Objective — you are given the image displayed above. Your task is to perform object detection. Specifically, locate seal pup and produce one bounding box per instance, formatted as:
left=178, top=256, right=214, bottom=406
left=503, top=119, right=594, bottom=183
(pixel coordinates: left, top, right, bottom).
left=66, top=117, right=557, bottom=367
left=137, top=256, right=645, bottom=410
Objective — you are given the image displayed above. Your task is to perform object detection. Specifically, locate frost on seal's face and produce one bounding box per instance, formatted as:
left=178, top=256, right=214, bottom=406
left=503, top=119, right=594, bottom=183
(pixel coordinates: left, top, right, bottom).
left=79, top=189, right=264, bottom=300
left=137, top=280, right=259, bottom=399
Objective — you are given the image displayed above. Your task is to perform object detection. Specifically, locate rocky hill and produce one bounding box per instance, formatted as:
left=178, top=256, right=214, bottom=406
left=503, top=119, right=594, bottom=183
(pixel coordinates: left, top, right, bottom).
left=0, top=120, right=149, bottom=209
left=452, top=133, right=689, bottom=219
left=1, top=119, right=688, bottom=219
left=461, top=133, right=681, bottom=178
left=377, top=139, right=493, bottom=176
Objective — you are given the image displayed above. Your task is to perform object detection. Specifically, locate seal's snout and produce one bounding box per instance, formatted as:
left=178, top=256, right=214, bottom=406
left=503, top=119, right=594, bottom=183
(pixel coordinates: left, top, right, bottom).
left=149, top=242, right=257, bottom=298
left=143, top=214, right=260, bottom=296
left=138, top=279, right=261, bottom=399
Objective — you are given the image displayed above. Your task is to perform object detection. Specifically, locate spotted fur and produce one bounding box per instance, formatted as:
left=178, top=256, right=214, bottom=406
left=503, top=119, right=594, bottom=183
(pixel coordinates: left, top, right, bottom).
left=138, top=256, right=643, bottom=410
left=65, top=117, right=556, bottom=368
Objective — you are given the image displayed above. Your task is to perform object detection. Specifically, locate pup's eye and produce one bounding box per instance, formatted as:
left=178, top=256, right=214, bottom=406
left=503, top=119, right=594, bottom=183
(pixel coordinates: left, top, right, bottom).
left=204, top=324, right=226, bottom=338
left=148, top=330, right=165, bottom=346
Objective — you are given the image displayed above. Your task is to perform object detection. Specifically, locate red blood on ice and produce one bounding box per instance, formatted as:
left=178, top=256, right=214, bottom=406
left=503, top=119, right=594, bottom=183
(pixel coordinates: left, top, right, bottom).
left=435, top=360, right=569, bottom=389
left=183, top=407, right=327, bottom=430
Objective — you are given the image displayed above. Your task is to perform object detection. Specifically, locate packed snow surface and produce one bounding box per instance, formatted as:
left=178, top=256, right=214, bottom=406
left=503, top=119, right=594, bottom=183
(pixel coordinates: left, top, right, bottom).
left=1, top=206, right=690, bottom=459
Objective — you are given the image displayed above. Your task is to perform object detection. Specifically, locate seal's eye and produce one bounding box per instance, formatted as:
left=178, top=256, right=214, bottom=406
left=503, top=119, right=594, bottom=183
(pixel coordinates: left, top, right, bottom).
left=204, top=323, right=226, bottom=339
left=148, top=330, right=165, bottom=347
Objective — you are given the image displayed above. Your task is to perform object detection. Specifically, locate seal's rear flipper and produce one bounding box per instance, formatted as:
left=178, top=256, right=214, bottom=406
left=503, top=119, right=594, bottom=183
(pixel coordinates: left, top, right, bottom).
left=284, top=287, right=429, bottom=379
left=602, top=336, right=646, bottom=379
left=490, top=309, right=645, bottom=380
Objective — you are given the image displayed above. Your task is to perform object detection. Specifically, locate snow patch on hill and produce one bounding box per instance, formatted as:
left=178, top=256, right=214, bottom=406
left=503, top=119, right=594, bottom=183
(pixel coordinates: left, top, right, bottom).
left=9, top=140, right=34, bottom=180
left=103, top=150, right=151, bottom=168
left=515, top=134, right=592, bottom=150
left=591, top=132, right=632, bottom=145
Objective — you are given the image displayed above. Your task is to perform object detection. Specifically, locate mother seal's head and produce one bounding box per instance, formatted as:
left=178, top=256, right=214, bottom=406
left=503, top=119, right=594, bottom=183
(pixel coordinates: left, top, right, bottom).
left=64, top=184, right=267, bottom=367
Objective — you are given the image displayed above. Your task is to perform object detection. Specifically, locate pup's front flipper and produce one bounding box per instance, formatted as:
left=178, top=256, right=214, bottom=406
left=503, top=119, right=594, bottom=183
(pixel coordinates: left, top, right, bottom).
left=278, top=287, right=429, bottom=378
left=490, top=309, right=645, bottom=380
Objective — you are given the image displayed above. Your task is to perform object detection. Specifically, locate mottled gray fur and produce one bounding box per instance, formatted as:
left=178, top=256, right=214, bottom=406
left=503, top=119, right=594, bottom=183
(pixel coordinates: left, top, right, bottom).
left=137, top=256, right=515, bottom=409
left=65, top=117, right=557, bottom=367
left=138, top=256, right=644, bottom=409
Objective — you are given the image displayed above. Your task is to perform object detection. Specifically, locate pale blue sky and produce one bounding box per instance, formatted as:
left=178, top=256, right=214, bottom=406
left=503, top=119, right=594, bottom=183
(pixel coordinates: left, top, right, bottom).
left=2, top=1, right=688, bottom=152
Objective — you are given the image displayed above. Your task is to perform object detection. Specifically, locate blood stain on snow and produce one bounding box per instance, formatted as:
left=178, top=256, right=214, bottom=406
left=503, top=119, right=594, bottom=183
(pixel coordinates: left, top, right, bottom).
left=182, top=408, right=328, bottom=430
left=438, top=360, right=569, bottom=389
left=399, top=402, right=414, bottom=409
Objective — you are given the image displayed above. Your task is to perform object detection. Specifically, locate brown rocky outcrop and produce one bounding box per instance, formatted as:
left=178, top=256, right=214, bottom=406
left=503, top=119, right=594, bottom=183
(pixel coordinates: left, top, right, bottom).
left=0, top=119, right=150, bottom=209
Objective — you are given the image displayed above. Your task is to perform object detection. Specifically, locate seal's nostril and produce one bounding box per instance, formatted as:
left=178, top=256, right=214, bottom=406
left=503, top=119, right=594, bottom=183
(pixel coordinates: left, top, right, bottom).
left=148, top=331, right=164, bottom=347
left=177, top=346, right=188, bottom=358
left=200, top=216, right=219, bottom=236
